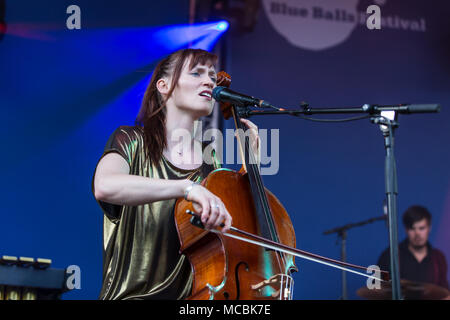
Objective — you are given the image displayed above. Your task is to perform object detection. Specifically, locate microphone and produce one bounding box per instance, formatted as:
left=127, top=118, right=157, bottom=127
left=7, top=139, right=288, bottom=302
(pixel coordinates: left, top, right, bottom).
left=212, top=86, right=275, bottom=108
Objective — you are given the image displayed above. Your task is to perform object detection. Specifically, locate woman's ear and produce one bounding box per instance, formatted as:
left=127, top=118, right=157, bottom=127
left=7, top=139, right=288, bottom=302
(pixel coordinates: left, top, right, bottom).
left=156, top=78, right=170, bottom=95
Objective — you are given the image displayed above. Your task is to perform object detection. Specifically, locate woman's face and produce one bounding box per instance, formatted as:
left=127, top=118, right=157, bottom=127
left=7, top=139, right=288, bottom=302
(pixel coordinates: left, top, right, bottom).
left=166, top=57, right=217, bottom=118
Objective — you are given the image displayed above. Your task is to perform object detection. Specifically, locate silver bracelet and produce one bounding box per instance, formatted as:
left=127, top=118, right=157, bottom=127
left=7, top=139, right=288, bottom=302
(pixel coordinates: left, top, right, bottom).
left=184, top=181, right=199, bottom=201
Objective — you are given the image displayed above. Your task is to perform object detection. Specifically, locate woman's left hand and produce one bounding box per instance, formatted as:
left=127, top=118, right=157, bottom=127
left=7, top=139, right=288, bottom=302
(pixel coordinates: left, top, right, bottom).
left=240, top=118, right=260, bottom=163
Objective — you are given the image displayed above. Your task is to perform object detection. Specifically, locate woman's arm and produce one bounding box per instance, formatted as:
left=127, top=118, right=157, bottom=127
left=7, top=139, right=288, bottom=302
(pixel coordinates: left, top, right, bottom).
left=93, top=152, right=232, bottom=232
left=93, top=152, right=191, bottom=206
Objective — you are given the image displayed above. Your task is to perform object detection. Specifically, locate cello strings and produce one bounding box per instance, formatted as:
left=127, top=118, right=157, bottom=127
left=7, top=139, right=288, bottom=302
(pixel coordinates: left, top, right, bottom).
left=235, top=114, right=288, bottom=273
left=290, top=276, right=294, bottom=299
left=243, top=125, right=289, bottom=271
left=232, top=108, right=292, bottom=295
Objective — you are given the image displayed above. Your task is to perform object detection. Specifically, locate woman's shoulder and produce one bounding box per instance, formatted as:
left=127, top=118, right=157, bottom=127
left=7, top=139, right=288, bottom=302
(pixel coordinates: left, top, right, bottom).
left=112, top=125, right=144, bottom=141
left=115, top=125, right=143, bottom=134
left=104, top=125, right=145, bottom=154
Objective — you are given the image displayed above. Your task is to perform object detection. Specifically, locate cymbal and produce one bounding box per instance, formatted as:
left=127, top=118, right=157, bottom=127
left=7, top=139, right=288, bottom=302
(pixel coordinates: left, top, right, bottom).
left=357, top=279, right=449, bottom=300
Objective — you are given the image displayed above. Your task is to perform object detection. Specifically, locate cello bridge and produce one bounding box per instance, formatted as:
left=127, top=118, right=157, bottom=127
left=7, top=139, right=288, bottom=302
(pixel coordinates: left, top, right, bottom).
left=251, top=274, right=294, bottom=300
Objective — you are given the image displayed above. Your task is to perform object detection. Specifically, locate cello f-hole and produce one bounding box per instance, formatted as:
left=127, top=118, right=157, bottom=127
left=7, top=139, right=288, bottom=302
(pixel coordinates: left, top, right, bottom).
left=234, top=261, right=250, bottom=300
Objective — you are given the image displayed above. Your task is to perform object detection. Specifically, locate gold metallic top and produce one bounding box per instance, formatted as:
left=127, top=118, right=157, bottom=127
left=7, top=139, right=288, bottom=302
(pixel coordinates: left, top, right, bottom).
left=92, top=126, right=220, bottom=300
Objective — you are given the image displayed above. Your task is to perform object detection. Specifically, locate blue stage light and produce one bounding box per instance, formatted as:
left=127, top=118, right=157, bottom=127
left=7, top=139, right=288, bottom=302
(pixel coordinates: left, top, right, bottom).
left=216, top=21, right=229, bottom=31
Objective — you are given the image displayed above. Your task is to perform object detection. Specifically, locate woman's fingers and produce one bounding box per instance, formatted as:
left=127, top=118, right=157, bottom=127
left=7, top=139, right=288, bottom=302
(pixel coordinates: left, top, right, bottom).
left=201, top=199, right=232, bottom=232
left=186, top=185, right=233, bottom=232
left=240, top=118, right=257, bottom=128
left=240, top=118, right=260, bottom=152
left=240, top=118, right=258, bottom=135
left=192, top=202, right=203, bottom=215
left=211, top=201, right=233, bottom=233
left=205, top=200, right=220, bottom=229
left=221, top=206, right=233, bottom=233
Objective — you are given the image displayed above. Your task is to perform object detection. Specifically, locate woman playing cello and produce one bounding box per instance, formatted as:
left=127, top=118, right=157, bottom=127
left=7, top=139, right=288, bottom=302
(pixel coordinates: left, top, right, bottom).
left=92, top=48, right=260, bottom=300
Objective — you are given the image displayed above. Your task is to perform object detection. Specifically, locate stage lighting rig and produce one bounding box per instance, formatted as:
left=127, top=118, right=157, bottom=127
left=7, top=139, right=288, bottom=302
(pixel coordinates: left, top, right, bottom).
left=192, top=0, right=260, bottom=34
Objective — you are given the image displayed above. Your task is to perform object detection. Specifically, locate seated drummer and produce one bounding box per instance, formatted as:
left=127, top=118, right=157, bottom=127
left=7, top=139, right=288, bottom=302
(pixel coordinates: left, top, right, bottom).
left=377, top=205, right=448, bottom=290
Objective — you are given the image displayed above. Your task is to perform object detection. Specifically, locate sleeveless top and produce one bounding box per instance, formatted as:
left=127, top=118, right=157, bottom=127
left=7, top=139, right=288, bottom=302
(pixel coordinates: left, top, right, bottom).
left=92, top=125, right=221, bottom=300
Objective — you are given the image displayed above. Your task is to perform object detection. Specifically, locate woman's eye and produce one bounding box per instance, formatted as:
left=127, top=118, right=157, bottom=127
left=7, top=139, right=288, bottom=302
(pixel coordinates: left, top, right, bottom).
left=211, top=77, right=217, bottom=83
left=191, top=72, right=200, bottom=76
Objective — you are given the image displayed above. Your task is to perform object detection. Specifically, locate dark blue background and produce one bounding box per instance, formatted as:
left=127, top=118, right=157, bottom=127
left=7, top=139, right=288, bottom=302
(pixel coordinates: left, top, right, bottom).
left=1, top=0, right=449, bottom=299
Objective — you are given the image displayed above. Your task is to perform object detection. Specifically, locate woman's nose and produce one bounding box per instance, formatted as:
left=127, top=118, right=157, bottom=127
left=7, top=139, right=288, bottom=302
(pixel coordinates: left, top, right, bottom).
left=203, top=81, right=214, bottom=89
left=202, top=76, right=214, bottom=88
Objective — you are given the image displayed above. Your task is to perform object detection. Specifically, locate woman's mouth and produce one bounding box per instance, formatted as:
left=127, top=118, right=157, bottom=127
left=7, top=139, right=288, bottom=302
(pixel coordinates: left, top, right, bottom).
left=199, top=90, right=212, bottom=101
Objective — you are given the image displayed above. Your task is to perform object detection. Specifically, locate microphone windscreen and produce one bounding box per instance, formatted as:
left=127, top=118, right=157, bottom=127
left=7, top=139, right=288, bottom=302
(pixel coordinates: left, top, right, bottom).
left=212, top=86, right=226, bottom=100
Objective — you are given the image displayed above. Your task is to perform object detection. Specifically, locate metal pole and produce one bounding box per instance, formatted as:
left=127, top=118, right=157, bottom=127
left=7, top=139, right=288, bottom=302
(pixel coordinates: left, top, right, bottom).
left=340, top=231, right=348, bottom=300
left=383, top=125, right=402, bottom=300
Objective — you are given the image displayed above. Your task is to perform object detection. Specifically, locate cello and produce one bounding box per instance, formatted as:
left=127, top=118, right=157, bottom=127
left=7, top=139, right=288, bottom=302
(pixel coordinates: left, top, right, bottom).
left=174, top=71, right=297, bottom=300
left=174, top=72, right=389, bottom=300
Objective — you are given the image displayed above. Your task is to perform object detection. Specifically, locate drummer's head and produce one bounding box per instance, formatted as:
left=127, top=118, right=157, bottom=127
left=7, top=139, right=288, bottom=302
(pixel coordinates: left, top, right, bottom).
left=402, top=205, right=432, bottom=249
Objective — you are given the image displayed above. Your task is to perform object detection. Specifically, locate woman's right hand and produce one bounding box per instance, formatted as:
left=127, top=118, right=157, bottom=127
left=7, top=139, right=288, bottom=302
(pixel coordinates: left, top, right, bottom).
left=185, top=183, right=232, bottom=233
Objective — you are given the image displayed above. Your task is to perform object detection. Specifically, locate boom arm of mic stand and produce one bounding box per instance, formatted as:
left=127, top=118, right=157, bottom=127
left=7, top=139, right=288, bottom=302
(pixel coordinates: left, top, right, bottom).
left=244, top=103, right=441, bottom=117
left=323, top=215, right=387, bottom=235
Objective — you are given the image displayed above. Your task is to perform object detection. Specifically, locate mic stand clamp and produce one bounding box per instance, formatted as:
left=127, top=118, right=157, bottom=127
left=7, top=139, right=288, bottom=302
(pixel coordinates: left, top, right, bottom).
left=370, top=116, right=400, bottom=128
left=235, top=105, right=252, bottom=119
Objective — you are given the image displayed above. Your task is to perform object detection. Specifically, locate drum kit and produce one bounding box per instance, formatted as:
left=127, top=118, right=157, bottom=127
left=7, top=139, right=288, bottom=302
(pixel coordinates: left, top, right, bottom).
left=357, top=279, right=450, bottom=300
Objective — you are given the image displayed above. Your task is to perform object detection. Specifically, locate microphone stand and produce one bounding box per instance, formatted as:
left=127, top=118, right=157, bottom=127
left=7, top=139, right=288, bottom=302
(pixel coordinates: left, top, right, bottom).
left=323, top=215, right=387, bottom=300
left=375, top=115, right=402, bottom=300
left=236, top=102, right=440, bottom=300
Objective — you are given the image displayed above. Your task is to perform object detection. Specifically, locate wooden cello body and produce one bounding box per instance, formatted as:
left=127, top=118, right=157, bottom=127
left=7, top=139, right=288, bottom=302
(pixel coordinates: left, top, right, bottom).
left=175, top=168, right=297, bottom=300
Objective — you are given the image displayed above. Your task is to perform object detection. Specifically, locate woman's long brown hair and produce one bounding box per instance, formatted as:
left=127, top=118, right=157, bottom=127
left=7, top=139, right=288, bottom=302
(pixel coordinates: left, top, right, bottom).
left=135, top=48, right=218, bottom=165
